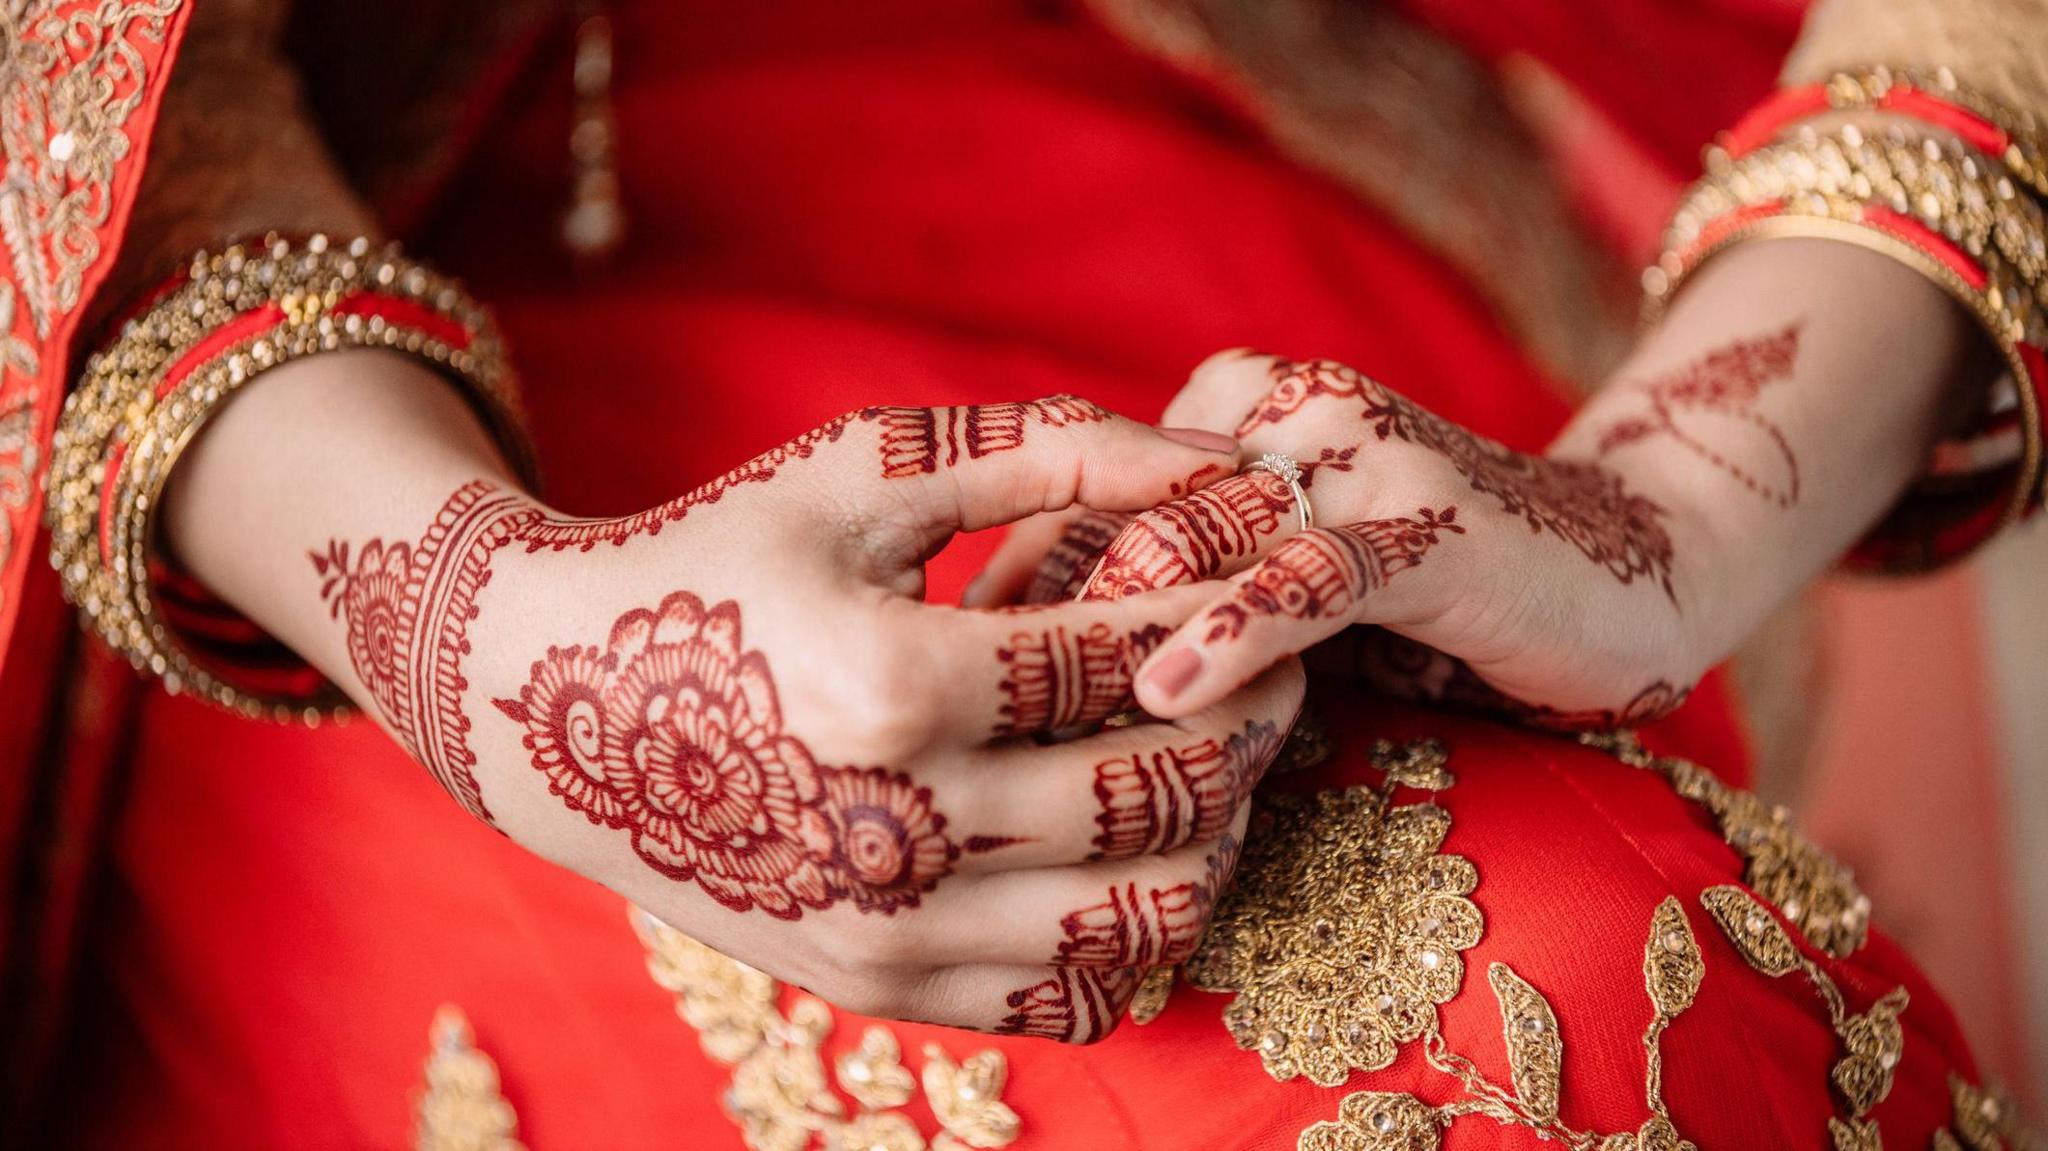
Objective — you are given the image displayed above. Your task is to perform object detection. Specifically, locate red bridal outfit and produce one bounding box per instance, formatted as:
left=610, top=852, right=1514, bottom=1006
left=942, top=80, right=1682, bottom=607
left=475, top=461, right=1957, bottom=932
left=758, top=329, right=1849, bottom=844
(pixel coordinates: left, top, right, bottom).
left=0, top=1, right=2039, bottom=1148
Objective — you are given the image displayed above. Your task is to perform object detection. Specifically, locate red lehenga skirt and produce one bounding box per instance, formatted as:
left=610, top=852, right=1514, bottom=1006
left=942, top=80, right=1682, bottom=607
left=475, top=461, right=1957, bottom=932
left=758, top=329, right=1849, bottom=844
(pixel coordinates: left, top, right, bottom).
left=44, top=2, right=2021, bottom=1148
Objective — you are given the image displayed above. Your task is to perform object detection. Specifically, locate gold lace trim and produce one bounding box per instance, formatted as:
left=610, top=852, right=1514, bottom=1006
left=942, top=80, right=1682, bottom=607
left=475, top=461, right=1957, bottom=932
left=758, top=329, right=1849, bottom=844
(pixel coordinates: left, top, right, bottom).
left=631, top=907, right=1022, bottom=1151
left=413, top=1006, right=525, bottom=1151
left=1587, top=732, right=1872, bottom=957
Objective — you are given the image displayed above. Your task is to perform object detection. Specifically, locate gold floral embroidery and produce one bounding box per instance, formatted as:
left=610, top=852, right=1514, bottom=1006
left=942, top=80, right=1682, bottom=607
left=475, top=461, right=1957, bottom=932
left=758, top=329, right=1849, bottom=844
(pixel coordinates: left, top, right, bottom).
left=1185, top=739, right=1484, bottom=1088
left=1699, top=885, right=1907, bottom=1148
left=1935, top=1075, right=2044, bottom=1151
left=1588, top=733, right=1871, bottom=957
left=0, top=0, right=181, bottom=611
left=1296, top=898, right=1709, bottom=1151
left=413, top=1005, right=525, bottom=1151
left=630, top=907, right=1022, bottom=1151
left=1, top=0, right=182, bottom=335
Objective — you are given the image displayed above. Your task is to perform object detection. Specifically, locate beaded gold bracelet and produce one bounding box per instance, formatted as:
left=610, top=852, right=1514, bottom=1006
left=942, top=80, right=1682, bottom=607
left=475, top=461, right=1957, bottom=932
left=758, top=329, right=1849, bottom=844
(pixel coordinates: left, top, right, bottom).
left=1723, top=66, right=2048, bottom=202
left=45, top=234, right=533, bottom=721
left=1647, top=126, right=2048, bottom=570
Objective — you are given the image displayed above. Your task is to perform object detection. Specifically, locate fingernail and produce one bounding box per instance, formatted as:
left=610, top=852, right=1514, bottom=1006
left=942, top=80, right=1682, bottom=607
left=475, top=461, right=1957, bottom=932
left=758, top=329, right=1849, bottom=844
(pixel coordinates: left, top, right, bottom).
left=1141, top=647, right=1204, bottom=699
left=961, top=573, right=991, bottom=608
left=1157, top=426, right=1240, bottom=454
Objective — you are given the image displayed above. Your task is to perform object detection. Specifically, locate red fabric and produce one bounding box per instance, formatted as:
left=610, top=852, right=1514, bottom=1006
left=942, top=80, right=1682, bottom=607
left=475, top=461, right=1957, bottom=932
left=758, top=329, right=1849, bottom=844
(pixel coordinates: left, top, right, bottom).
left=41, top=2, right=1986, bottom=1149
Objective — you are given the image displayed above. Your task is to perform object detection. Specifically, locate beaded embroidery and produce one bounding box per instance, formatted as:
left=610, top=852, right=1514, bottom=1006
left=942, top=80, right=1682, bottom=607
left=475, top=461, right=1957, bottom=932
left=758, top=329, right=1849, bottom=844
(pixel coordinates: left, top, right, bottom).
left=413, top=1006, right=525, bottom=1151
left=630, top=907, right=1021, bottom=1151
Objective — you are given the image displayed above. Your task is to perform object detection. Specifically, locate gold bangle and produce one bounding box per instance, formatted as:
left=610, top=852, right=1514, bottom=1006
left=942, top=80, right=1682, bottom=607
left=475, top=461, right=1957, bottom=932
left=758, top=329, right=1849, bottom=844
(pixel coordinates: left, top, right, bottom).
left=1661, top=124, right=2047, bottom=330
left=1646, top=131, right=2047, bottom=570
left=44, top=234, right=534, bottom=722
left=1816, top=66, right=2048, bottom=202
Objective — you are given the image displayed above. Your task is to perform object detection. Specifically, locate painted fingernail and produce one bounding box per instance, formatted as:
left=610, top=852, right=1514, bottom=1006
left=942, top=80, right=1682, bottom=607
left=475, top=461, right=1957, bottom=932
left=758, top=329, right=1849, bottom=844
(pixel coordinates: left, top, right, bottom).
left=1157, top=426, right=1240, bottom=454
left=1141, top=647, right=1205, bottom=699
left=961, top=573, right=992, bottom=607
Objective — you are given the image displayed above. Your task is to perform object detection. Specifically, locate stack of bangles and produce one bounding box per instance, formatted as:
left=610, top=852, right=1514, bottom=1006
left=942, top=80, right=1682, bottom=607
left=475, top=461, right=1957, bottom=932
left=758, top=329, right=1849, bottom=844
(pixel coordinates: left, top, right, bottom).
left=44, top=234, right=534, bottom=723
left=1645, top=66, right=2048, bottom=570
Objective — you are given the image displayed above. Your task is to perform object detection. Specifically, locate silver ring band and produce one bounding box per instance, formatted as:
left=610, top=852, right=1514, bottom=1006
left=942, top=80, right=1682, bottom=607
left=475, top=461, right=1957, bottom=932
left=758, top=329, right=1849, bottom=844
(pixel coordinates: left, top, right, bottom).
left=1244, top=451, right=1313, bottom=534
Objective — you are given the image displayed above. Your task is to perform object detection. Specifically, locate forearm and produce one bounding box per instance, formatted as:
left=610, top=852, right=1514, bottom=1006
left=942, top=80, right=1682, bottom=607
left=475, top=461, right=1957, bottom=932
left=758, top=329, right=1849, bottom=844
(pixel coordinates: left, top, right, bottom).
left=160, top=351, right=523, bottom=695
left=1550, top=238, right=1986, bottom=661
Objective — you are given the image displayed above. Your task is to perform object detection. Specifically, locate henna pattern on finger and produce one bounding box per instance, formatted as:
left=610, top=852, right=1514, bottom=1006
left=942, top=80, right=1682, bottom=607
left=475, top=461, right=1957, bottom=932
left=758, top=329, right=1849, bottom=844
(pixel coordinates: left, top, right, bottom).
left=1083, top=472, right=1293, bottom=601
left=1202, top=507, right=1463, bottom=643
left=1024, top=510, right=1131, bottom=604
left=1090, top=721, right=1282, bottom=861
left=868, top=396, right=1109, bottom=479
left=1241, top=360, right=1677, bottom=599
left=1595, top=324, right=1802, bottom=508
left=995, top=835, right=1241, bottom=1041
left=493, top=592, right=964, bottom=917
left=993, top=620, right=1171, bottom=736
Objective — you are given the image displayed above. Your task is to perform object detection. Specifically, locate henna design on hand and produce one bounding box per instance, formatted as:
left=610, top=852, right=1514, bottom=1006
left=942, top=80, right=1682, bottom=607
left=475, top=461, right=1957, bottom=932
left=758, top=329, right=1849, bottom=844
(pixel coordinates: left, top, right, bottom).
left=494, top=592, right=964, bottom=917
left=1090, top=721, right=1281, bottom=861
left=1202, top=507, right=1463, bottom=643
left=868, top=396, right=1108, bottom=479
left=1084, top=472, right=1293, bottom=601
left=1024, top=510, right=1131, bottom=604
left=314, top=483, right=533, bottom=823
left=994, top=620, right=1170, bottom=736
left=1335, top=628, right=1687, bottom=731
left=996, top=835, right=1241, bottom=1041
left=1595, top=324, right=1803, bottom=508
left=1240, top=361, right=1677, bottom=599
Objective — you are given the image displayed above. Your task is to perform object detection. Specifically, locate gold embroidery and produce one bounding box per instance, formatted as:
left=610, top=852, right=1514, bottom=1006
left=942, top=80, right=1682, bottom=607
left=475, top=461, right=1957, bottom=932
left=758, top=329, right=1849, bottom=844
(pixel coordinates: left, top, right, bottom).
left=1588, top=733, right=1871, bottom=957
left=1699, top=886, right=1907, bottom=1145
left=1299, top=1092, right=1443, bottom=1151
left=413, top=1005, right=525, bottom=1151
left=1269, top=707, right=1333, bottom=776
left=921, top=1046, right=1023, bottom=1150
left=839, top=1028, right=916, bottom=1112
left=1938, top=1075, right=2044, bottom=1151
left=1126, top=964, right=1175, bottom=1026
left=1185, top=739, right=1483, bottom=1088
left=1282, top=879, right=1714, bottom=1147
left=1642, top=896, right=1702, bottom=1121
left=0, top=0, right=181, bottom=611
left=1, top=0, right=183, bottom=336
left=631, top=907, right=1022, bottom=1151
left=1486, top=963, right=1562, bottom=1125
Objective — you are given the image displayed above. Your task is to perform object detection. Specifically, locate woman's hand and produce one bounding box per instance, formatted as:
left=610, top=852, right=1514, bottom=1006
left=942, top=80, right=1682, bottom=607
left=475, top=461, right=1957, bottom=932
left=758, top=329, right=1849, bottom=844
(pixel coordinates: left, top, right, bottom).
left=282, top=384, right=1299, bottom=1042
left=1006, top=352, right=1698, bottom=727
left=976, top=241, right=1991, bottom=733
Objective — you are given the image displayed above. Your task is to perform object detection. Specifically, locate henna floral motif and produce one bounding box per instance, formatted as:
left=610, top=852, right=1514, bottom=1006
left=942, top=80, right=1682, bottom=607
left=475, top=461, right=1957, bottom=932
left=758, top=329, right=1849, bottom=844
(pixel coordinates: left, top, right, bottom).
left=1203, top=507, right=1463, bottom=643
left=314, top=483, right=532, bottom=823
left=1596, top=325, right=1802, bottom=508
left=1242, top=360, right=1677, bottom=599
left=318, top=402, right=1080, bottom=825
left=997, top=835, right=1241, bottom=1041
left=993, top=620, right=1170, bottom=736
left=1090, top=721, right=1282, bottom=861
left=823, top=766, right=961, bottom=914
left=494, top=593, right=962, bottom=917
left=1084, top=472, right=1293, bottom=601
left=1023, top=510, right=1130, bottom=604
left=865, top=396, right=1108, bottom=479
